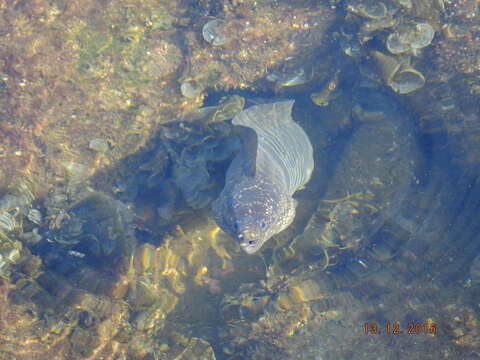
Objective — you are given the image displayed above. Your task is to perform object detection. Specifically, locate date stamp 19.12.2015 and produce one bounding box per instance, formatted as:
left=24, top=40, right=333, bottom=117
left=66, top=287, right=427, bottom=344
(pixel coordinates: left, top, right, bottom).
left=363, top=322, right=437, bottom=336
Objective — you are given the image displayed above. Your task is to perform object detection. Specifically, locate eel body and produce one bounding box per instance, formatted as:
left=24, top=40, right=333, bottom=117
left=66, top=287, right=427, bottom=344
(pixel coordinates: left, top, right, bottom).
left=212, top=100, right=314, bottom=254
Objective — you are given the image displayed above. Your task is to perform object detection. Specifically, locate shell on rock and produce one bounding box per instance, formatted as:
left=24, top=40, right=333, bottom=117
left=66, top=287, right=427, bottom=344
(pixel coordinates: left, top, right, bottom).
left=202, top=19, right=229, bottom=46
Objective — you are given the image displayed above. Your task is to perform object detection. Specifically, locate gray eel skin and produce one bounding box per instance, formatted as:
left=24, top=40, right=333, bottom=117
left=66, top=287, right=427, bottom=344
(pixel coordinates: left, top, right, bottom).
left=212, top=100, right=314, bottom=254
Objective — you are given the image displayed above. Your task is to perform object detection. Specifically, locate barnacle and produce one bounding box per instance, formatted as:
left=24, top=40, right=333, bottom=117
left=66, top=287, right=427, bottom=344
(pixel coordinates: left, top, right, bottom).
left=202, top=19, right=229, bottom=46
left=373, top=51, right=425, bottom=94
left=386, top=23, right=435, bottom=55
left=346, top=0, right=388, bottom=20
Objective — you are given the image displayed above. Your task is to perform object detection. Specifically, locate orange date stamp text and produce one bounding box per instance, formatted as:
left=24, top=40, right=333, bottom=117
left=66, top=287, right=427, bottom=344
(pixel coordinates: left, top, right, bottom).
left=363, top=322, right=437, bottom=336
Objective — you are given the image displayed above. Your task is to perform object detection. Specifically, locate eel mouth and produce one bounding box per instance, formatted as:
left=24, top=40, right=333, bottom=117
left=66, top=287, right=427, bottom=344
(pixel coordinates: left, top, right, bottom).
left=239, top=237, right=262, bottom=254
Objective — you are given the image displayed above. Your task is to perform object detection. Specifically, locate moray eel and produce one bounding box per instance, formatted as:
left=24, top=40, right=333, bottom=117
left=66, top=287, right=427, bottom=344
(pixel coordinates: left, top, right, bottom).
left=212, top=100, right=314, bottom=254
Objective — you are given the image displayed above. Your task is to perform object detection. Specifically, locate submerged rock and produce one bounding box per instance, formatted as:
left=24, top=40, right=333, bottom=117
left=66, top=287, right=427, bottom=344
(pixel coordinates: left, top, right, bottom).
left=295, top=90, right=420, bottom=258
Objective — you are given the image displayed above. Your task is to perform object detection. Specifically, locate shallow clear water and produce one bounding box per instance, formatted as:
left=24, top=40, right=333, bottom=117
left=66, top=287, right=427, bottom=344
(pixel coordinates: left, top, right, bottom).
left=0, top=0, right=479, bottom=359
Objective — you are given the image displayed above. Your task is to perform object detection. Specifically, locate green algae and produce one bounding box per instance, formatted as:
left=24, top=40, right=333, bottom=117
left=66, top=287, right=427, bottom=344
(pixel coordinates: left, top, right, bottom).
left=75, top=25, right=151, bottom=87
left=73, top=2, right=173, bottom=88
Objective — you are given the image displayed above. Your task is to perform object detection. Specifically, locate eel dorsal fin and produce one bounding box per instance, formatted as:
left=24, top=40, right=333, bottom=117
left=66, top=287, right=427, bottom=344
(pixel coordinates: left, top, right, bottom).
left=232, top=100, right=314, bottom=194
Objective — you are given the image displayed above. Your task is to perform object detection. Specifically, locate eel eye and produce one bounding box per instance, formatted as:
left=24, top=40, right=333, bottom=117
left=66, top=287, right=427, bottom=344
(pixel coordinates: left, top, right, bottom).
left=260, top=222, right=267, bottom=230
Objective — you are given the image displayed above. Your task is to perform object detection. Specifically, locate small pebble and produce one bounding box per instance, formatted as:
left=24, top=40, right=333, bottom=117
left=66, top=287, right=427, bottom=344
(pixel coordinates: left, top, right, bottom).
left=89, top=138, right=110, bottom=153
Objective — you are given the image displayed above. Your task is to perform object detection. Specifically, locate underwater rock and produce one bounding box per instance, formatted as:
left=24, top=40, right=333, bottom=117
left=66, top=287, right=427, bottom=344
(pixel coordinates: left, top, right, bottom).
left=340, top=0, right=479, bottom=175
left=218, top=267, right=362, bottom=359
left=295, top=91, right=419, bottom=259
left=409, top=0, right=445, bottom=28
left=184, top=4, right=335, bottom=93
left=213, top=101, right=314, bottom=254
left=174, top=337, right=216, bottom=360
left=88, top=138, right=110, bottom=153
left=145, top=39, right=184, bottom=81
left=444, top=0, right=479, bottom=21
left=434, top=22, right=480, bottom=76
left=180, top=81, right=204, bottom=99
left=62, top=191, right=138, bottom=260
left=0, top=213, right=237, bottom=359
left=394, top=20, right=480, bottom=175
